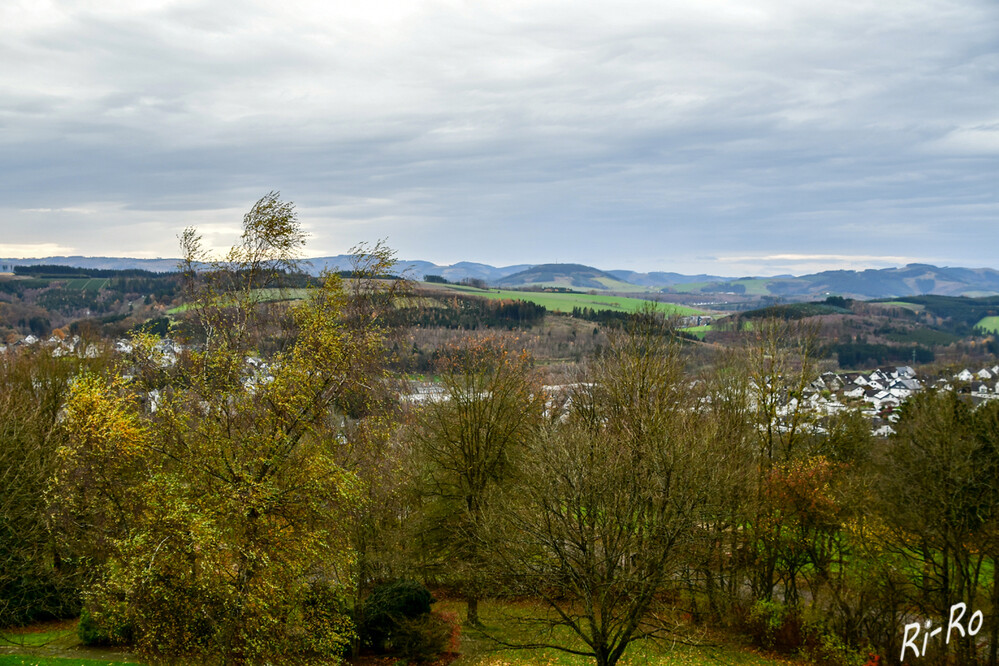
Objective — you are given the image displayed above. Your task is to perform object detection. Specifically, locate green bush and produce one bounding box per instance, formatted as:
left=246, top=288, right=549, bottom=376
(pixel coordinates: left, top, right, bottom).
left=800, top=623, right=867, bottom=666
left=359, top=579, right=434, bottom=653
left=78, top=607, right=134, bottom=647
left=747, top=600, right=802, bottom=651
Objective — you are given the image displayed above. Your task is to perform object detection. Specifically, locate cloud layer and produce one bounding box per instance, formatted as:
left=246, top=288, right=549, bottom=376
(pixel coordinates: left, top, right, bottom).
left=1, top=0, right=997, bottom=274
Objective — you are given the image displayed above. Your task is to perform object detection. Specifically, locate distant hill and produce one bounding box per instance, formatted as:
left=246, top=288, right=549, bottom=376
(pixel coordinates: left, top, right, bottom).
left=664, top=264, right=999, bottom=299
left=798, top=264, right=999, bottom=298
left=0, top=255, right=532, bottom=283
left=4, top=256, right=999, bottom=299
left=495, top=264, right=640, bottom=291
left=0, top=256, right=182, bottom=273
left=607, top=270, right=727, bottom=288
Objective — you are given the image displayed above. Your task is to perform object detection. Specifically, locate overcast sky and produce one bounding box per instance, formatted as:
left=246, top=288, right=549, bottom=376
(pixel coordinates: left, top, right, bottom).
left=1, top=0, right=997, bottom=275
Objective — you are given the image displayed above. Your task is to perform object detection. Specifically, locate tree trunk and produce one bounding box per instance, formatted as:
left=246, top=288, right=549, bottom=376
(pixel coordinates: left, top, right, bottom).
left=467, top=595, right=480, bottom=626
left=990, top=559, right=998, bottom=666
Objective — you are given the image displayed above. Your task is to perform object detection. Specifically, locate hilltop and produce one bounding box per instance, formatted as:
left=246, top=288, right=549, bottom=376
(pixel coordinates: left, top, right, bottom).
left=5, top=256, right=999, bottom=300
left=493, top=263, right=642, bottom=291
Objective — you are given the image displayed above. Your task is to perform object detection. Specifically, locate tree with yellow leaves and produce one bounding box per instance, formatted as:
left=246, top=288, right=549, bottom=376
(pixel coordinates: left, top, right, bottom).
left=53, top=193, right=402, bottom=665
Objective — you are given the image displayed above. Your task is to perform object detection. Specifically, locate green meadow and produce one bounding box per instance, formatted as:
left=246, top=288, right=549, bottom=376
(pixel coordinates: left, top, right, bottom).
left=976, top=316, right=999, bottom=333
left=436, top=284, right=702, bottom=316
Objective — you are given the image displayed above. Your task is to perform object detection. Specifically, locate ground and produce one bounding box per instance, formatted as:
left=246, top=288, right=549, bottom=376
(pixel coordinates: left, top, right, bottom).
left=0, top=601, right=813, bottom=666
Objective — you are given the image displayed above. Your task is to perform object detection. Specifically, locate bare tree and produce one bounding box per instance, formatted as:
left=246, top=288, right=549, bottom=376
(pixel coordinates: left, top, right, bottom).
left=488, top=316, right=714, bottom=666
left=410, top=335, right=544, bottom=625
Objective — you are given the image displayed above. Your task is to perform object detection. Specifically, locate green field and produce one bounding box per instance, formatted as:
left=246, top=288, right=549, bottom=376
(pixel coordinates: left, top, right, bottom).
left=682, top=325, right=712, bottom=340
left=0, top=627, right=76, bottom=648
left=669, top=279, right=774, bottom=296
left=167, top=288, right=312, bottom=314
left=875, top=301, right=925, bottom=313
left=669, top=281, right=713, bottom=293
left=976, top=316, right=999, bottom=334
left=63, top=278, right=109, bottom=292
left=437, top=284, right=701, bottom=316
left=166, top=284, right=702, bottom=317
left=729, top=278, right=777, bottom=296
left=0, top=602, right=803, bottom=666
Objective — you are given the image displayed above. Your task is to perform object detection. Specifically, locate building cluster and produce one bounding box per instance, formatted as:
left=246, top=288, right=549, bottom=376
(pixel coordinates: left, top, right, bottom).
left=4, top=333, right=998, bottom=438
left=796, top=363, right=999, bottom=435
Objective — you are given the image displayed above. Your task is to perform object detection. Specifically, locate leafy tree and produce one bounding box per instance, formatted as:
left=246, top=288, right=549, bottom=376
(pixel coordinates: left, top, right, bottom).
left=53, top=194, right=399, bottom=664
left=410, top=335, right=544, bottom=625
left=0, top=349, right=99, bottom=629
left=876, top=390, right=999, bottom=663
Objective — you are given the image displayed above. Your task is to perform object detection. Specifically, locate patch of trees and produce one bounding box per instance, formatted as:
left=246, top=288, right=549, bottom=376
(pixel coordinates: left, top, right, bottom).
left=741, top=302, right=850, bottom=321
left=897, top=295, right=999, bottom=327
left=834, top=341, right=934, bottom=368
left=0, top=348, right=107, bottom=628
left=570, top=306, right=632, bottom=326
left=393, top=296, right=546, bottom=330
left=568, top=308, right=700, bottom=343
left=14, top=265, right=163, bottom=278
left=459, top=277, right=488, bottom=289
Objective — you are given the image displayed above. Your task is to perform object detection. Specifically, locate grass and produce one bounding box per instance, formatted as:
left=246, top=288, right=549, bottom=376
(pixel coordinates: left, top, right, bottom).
left=669, top=281, right=713, bottom=293
left=0, top=621, right=137, bottom=665
left=729, top=279, right=776, bottom=296
left=874, top=301, right=925, bottom=313
left=0, top=621, right=79, bottom=650
left=167, top=288, right=312, bottom=314
left=438, top=599, right=806, bottom=666
left=435, top=284, right=702, bottom=316
left=591, top=277, right=650, bottom=293
left=0, top=602, right=807, bottom=666
left=976, top=316, right=999, bottom=334
left=62, top=278, right=109, bottom=292
left=682, top=325, right=712, bottom=340
left=669, top=279, right=777, bottom=296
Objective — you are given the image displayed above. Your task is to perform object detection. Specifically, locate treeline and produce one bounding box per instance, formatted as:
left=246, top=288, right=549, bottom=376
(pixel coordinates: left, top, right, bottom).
left=392, top=295, right=546, bottom=330
left=14, top=265, right=166, bottom=278
left=741, top=301, right=851, bottom=320
left=571, top=305, right=633, bottom=326
left=898, top=294, right=999, bottom=327
left=833, top=341, right=935, bottom=368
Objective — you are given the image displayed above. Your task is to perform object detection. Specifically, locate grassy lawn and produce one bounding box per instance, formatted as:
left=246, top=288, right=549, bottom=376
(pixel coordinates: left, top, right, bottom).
left=0, top=621, right=137, bottom=665
left=1, top=602, right=807, bottom=666
left=682, top=325, right=712, bottom=340
left=976, top=316, right=999, bottom=334
left=438, top=599, right=806, bottom=666
left=0, top=622, right=78, bottom=649
left=435, top=284, right=702, bottom=316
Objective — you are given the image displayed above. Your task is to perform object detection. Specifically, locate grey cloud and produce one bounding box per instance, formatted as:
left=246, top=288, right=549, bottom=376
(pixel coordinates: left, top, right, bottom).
left=0, top=0, right=996, bottom=271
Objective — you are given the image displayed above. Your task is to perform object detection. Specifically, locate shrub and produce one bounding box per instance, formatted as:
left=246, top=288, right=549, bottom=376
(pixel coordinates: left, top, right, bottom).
left=78, top=607, right=134, bottom=647
left=800, top=623, right=867, bottom=666
left=747, top=600, right=802, bottom=651
left=393, top=611, right=458, bottom=662
left=359, top=579, right=434, bottom=652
